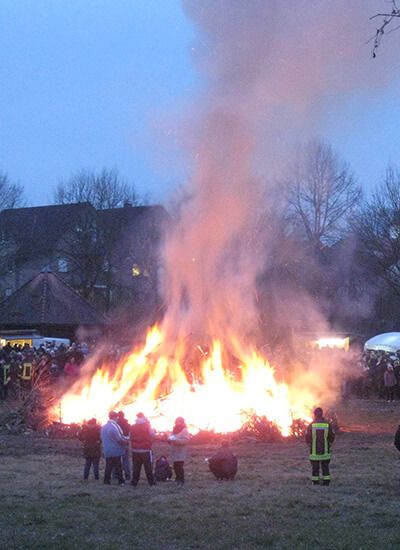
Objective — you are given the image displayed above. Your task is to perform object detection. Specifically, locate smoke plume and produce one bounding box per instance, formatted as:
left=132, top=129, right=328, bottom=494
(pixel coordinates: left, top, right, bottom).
left=162, top=1, right=390, bottom=342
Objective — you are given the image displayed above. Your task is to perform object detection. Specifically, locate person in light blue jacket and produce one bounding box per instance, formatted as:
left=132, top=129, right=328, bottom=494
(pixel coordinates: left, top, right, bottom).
left=101, top=411, right=129, bottom=485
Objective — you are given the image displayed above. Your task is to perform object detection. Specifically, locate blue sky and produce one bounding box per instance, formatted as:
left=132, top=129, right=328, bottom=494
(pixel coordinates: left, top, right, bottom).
left=0, top=0, right=399, bottom=206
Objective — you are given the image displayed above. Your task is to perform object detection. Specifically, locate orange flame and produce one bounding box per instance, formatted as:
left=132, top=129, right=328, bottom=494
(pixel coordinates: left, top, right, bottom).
left=55, top=325, right=313, bottom=436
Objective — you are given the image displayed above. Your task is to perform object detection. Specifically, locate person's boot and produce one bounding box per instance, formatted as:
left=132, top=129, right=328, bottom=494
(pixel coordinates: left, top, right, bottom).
left=322, top=480, right=330, bottom=486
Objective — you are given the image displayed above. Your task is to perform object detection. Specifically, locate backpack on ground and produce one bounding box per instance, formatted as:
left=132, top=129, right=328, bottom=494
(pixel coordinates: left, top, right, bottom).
left=154, top=455, right=173, bottom=481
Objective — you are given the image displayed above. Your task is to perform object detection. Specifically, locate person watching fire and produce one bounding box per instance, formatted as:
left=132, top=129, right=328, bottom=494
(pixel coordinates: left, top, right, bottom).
left=78, top=418, right=101, bottom=481
left=384, top=365, right=397, bottom=402
left=129, top=412, right=156, bottom=487
left=208, top=440, right=238, bottom=480
left=305, top=407, right=335, bottom=486
left=117, top=411, right=131, bottom=481
left=168, top=417, right=190, bottom=486
left=101, top=411, right=129, bottom=485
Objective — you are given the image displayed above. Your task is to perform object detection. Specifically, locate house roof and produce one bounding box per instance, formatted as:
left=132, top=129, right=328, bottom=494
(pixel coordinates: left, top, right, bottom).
left=97, top=204, right=170, bottom=259
left=98, top=204, right=169, bottom=230
left=0, top=203, right=96, bottom=260
left=0, top=203, right=170, bottom=261
left=0, top=269, right=105, bottom=327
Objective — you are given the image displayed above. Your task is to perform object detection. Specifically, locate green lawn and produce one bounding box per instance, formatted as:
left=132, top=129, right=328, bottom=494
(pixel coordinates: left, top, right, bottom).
left=1, top=399, right=400, bottom=549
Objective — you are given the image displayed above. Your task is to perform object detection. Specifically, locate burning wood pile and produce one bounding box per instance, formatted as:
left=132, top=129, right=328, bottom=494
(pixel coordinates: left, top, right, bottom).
left=48, top=327, right=314, bottom=439
left=0, top=329, right=342, bottom=442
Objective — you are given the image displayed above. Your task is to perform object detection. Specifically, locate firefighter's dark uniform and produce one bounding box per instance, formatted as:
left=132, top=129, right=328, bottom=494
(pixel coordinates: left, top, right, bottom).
left=19, top=361, right=33, bottom=390
left=306, top=417, right=335, bottom=485
left=0, top=363, right=11, bottom=399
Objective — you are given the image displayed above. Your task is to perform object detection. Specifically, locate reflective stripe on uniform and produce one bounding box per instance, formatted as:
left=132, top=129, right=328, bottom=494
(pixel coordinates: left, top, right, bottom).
left=312, top=423, right=330, bottom=428
left=310, top=422, right=331, bottom=460
left=21, top=362, right=32, bottom=380
left=3, top=364, right=11, bottom=385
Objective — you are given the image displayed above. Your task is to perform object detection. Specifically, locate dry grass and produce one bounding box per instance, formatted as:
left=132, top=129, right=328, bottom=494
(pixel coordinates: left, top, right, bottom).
left=1, top=399, right=400, bottom=549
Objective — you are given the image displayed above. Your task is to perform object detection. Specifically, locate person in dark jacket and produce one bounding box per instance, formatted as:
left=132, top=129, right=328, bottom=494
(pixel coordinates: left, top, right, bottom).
left=208, top=440, right=238, bottom=480
left=305, top=407, right=335, bottom=485
left=154, top=455, right=173, bottom=482
left=0, top=361, right=11, bottom=400
left=129, top=412, right=156, bottom=486
left=384, top=365, right=397, bottom=402
left=117, top=411, right=131, bottom=481
left=394, top=423, right=400, bottom=452
left=78, top=418, right=101, bottom=480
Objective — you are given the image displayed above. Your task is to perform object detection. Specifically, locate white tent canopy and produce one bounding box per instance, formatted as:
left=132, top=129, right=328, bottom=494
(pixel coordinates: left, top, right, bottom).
left=364, top=332, right=400, bottom=353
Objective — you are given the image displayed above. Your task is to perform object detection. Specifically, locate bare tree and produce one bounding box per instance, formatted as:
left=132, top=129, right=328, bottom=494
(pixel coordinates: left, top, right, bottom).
left=283, top=140, right=361, bottom=252
left=355, top=165, right=400, bottom=296
left=53, top=167, right=148, bottom=304
left=0, top=171, right=25, bottom=211
left=54, top=167, right=145, bottom=209
left=55, top=206, right=103, bottom=300
left=0, top=172, right=26, bottom=297
left=370, top=0, right=400, bottom=57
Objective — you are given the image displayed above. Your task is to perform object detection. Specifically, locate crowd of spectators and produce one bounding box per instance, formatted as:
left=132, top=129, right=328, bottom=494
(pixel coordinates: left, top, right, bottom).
left=0, top=340, right=92, bottom=399
left=2, top=335, right=400, bottom=403
left=360, top=349, right=400, bottom=400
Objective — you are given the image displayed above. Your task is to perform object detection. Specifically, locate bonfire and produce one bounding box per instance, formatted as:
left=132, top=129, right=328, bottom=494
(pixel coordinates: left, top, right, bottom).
left=54, top=326, right=314, bottom=438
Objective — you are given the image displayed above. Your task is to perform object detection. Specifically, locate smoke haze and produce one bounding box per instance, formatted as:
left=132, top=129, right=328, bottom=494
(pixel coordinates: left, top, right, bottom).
left=56, top=1, right=399, bottom=429
left=162, top=1, right=388, bottom=338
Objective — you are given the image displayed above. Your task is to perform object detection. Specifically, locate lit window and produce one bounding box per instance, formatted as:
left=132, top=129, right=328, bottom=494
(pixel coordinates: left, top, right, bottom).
left=5, top=288, right=12, bottom=297
left=131, top=264, right=141, bottom=277
left=58, top=258, right=68, bottom=273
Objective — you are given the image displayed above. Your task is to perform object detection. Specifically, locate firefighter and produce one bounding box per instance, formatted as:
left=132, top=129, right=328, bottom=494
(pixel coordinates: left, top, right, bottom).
left=305, top=407, right=335, bottom=486
left=19, top=357, right=34, bottom=390
left=0, top=361, right=11, bottom=400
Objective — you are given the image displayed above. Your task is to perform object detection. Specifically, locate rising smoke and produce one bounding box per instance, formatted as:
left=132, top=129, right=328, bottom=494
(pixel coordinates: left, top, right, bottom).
left=57, top=2, right=400, bottom=427
left=160, top=1, right=394, bottom=399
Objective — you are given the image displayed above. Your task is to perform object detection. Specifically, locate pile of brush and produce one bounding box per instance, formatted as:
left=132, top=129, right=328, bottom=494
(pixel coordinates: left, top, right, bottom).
left=0, top=368, right=57, bottom=434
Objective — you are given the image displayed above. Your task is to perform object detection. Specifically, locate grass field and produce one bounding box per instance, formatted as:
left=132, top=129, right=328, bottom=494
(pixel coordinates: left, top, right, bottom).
left=1, top=399, right=400, bottom=550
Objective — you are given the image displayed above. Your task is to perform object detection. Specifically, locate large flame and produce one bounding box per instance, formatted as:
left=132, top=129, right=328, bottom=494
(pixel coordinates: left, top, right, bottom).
left=52, top=2, right=374, bottom=437
left=55, top=325, right=313, bottom=436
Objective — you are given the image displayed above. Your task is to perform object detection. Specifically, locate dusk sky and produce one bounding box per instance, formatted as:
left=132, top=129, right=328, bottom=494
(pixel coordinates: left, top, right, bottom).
left=1, top=0, right=400, bottom=207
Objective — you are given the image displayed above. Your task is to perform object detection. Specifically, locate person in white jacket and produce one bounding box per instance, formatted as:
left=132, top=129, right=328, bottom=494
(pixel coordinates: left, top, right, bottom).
left=168, top=417, right=190, bottom=486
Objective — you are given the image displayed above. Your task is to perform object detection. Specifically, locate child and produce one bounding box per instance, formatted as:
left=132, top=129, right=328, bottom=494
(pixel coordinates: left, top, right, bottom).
left=168, top=417, right=190, bottom=486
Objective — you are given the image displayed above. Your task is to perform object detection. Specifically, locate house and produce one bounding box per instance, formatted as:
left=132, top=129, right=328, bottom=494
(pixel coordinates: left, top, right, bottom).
left=0, top=202, right=96, bottom=296
left=0, top=269, right=105, bottom=339
left=0, top=203, right=170, bottom=316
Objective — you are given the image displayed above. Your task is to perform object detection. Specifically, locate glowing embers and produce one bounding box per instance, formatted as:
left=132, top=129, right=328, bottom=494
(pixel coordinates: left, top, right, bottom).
left=313, top=337, right=349, bottom=351
left=56, top=325, right=312, bottom=436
